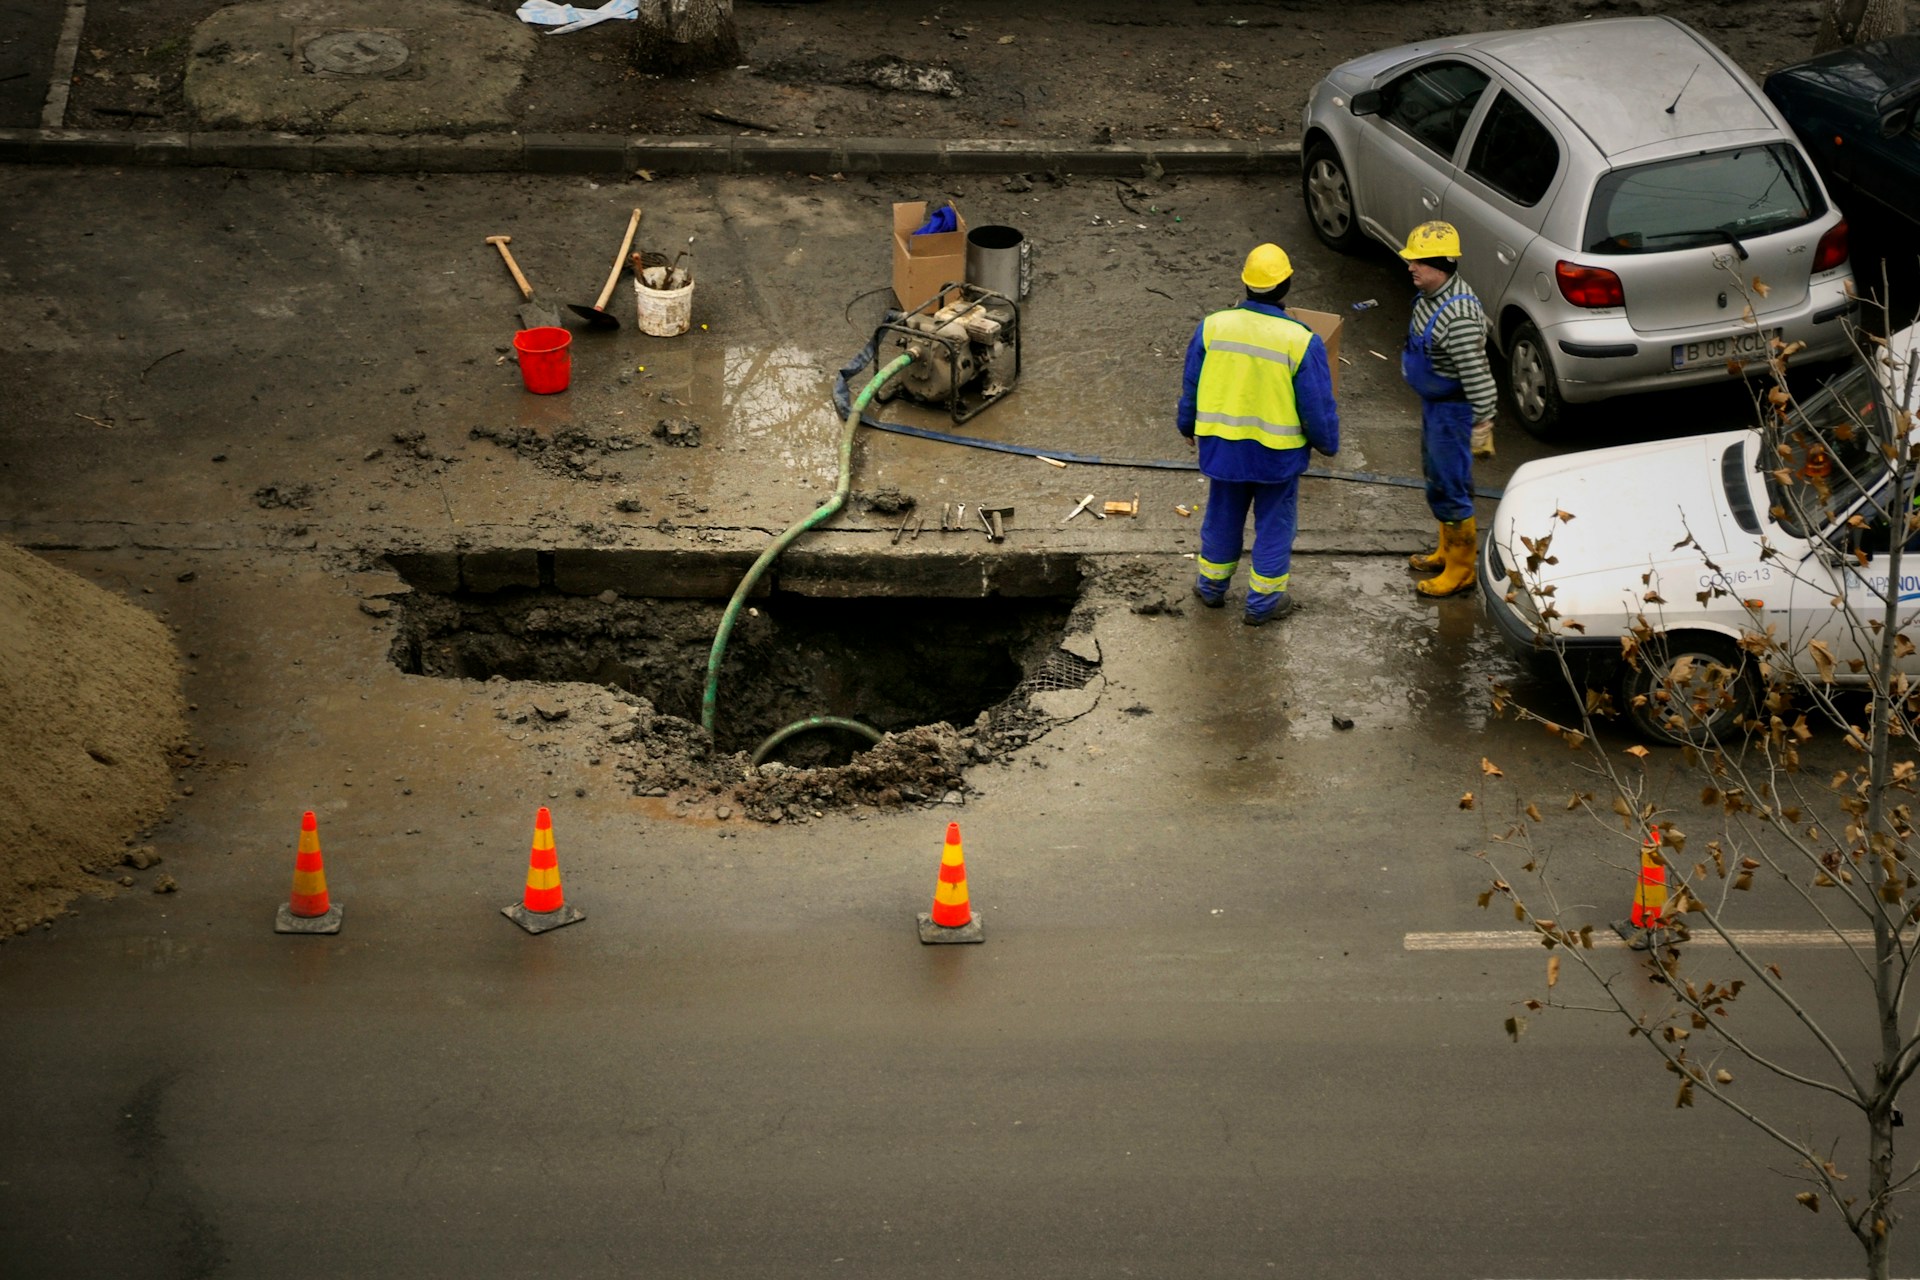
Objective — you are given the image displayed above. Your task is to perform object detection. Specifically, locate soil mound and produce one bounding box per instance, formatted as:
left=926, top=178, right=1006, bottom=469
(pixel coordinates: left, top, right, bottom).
left=0, top=542, right=187, bottom=935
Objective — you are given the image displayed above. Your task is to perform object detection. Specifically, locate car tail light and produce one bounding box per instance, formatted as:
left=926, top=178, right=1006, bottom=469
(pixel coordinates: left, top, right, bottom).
left=1813, top=219, right=1849, bottom=273
left=1555, top=261, right=1625, bottom=308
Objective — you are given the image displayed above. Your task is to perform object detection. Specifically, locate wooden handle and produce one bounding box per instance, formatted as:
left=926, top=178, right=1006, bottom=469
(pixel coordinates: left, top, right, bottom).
left=595, top=208, right=643, bottom=310
left=488, top=237, right=533, bottom=300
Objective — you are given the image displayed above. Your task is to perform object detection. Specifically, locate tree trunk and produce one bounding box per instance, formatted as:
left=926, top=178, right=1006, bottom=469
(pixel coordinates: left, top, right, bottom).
left=631, top=0, right=741, bottom=75
left=1813, top=0, right=1905, bottom=54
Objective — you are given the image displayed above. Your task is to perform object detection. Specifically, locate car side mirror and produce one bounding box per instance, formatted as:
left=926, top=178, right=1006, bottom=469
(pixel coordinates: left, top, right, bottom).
left=1350, top=89, right=1382, bottom=117
left=1879, top=105, right=1912, bottom=138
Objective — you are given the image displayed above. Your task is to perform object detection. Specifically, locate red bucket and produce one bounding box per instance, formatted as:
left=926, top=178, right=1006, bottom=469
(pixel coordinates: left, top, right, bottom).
left=513, top=326, right=572, bottom=394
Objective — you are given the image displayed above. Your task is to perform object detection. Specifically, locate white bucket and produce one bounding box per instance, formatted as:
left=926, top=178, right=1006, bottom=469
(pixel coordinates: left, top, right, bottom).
left=634, top=273, right=693, bottom=337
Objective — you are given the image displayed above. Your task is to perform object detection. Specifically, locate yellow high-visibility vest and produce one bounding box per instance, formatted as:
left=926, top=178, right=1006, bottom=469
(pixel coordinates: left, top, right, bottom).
left=1195, top=309, right=1311, bottom=450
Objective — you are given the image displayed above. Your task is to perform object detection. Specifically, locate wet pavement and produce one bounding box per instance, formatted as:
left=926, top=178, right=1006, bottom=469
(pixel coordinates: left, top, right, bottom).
left=4, top=154, right=1886, bottom=1276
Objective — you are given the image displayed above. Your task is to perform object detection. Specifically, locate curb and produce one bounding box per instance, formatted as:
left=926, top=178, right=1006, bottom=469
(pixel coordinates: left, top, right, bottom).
left=0, top=129, right=1301, bottom=176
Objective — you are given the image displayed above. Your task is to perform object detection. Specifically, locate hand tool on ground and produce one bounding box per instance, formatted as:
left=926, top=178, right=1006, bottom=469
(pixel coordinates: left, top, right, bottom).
left=1061, top=493, right=1097, bottom=523
left=981, top=503, right=1013, bottom=543
left=570, top=207, right=643, bottom=330
left=487, top=234, right=562, bottom=329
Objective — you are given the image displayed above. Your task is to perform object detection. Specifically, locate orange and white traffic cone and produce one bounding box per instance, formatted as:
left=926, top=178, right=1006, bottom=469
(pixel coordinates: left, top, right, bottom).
left=917, top=820, right=983, bottom=944
left=502, top=807, right=584, bottom=933
left=1612, top=828, right=1669, bottom=951
left=275, top=810, right=342, bottom=934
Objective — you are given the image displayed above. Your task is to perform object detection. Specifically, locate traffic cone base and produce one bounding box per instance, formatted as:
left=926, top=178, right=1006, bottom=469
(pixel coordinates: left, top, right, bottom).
left=275, top=901, right=343, bottom=934
left=503, top=900, right=585, bottom=934
left=275, top=810, right=341, bottom=935
left=1611, top=918, right=1669, bottom=952
left=503, top=807, right=583, bottom=934
left=1611, top=829, right=1669, bottom=951
left=918, top=821, right=983, bottom=944
left=917, top=909, right=983, bottom=945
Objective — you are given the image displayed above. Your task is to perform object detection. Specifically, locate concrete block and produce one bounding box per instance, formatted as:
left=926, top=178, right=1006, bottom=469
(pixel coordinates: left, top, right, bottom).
left=835, top=137, right=941, bottom=173
left=384, top=552, right=460, bottom=594
left=311, top=135, right=418, bottom=172
left=732, top=137, right=839, bottom=174
left=1146, top=141, right=1294, bottom=174
left=524, top=133, right=627, bottom=173
left=188, top=131, right=314, bottom=170
left=133, top=133, right=192, bottom=166
left=628, top=136, right=736, bottom=174
left=418, top=133, right=522, bottom=173
left=944, top=139, right=1049, bottom=174
left=32, top=130, right=140, bottom=166
left=460, top=549, right=541, bottom=593
left=779, top=549, right=1084, bottom=599
left=551, top=548, right=765, bottom=599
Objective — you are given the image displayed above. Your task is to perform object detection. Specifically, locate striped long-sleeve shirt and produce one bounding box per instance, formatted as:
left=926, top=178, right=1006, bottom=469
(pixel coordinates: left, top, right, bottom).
left=1410, top=274, right=1498, bottom=424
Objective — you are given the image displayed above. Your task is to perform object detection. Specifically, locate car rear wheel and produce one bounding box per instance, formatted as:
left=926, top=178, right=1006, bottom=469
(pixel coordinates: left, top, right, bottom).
left=1621, top=633, right=1751, bottom=746
left=1502, top=320, right=1568, bottom=440
left=1303, top=140, right=1363, bottom=253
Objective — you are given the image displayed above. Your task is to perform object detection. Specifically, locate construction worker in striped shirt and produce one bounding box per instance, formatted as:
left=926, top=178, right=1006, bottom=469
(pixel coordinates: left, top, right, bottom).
left=1176, top=243, right=1341, bottom=625
left=1399, top=221, right=1497, bottom=598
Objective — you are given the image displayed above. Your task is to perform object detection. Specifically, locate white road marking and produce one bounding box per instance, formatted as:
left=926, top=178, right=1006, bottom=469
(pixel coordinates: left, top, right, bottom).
left=1406, top=929, right=1879, bottom=951
left=42, top=0, right=87, bottom=128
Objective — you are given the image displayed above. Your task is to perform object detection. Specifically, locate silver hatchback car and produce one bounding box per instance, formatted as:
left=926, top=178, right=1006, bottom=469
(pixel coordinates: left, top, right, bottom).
left=1301, top=16, right=1857, bottom=437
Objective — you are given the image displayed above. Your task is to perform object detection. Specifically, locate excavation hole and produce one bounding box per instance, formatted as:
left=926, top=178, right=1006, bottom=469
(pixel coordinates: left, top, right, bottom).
left=389, top=589, right=1083, bottom=767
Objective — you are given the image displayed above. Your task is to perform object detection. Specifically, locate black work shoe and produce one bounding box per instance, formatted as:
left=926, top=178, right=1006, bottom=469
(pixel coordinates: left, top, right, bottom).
left=1243, top=593, right=1293, bottom=625
left=1192, top=581, right=1226, bottom=609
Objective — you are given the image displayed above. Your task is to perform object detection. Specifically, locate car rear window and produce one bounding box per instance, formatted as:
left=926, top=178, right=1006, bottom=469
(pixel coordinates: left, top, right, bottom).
left=1582, top=144, right=1824, bottom=255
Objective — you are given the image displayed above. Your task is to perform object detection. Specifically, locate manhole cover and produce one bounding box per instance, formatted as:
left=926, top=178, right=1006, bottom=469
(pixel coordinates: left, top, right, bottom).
left=303, top=30, right=410, bottom=76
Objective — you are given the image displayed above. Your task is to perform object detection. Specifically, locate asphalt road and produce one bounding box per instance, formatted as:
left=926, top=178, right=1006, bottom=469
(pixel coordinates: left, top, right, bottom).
left=1, top=165, right=1904, bottom=1278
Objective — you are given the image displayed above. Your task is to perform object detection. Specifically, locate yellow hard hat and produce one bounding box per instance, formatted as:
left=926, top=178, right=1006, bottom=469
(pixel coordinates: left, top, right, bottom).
left=1241, top=243, right=1293, bottom=290
left=1399, top=221, right=1462, bottom=260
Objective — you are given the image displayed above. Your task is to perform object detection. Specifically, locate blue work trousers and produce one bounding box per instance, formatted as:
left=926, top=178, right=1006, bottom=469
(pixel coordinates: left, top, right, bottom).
left=1197, top=477, right=1299, bottom=610
left=1421, top=398, right=1476, bottom=523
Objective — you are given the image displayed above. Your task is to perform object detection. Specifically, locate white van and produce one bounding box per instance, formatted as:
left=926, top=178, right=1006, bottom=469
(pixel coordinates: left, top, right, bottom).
left=1478, top=323, right=1919, bottom=742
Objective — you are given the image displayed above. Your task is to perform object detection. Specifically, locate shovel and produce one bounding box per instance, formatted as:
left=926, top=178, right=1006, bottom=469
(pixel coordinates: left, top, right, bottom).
left=486, top=234, right=562, bottom=330
left=569, top=207, right=643, bottom=330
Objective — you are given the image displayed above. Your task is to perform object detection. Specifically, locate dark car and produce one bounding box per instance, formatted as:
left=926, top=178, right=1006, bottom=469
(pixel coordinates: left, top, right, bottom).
left=1765, top=36, right=1920, bottom=232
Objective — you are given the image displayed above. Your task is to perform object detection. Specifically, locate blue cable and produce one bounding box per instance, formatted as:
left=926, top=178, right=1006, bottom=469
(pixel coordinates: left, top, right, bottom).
left=832, top=334, right=1504, bottom=501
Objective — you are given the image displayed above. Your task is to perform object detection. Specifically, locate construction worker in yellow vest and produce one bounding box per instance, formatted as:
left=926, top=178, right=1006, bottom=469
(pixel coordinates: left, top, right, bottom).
left=1177, top=244, right=1341, bottom=624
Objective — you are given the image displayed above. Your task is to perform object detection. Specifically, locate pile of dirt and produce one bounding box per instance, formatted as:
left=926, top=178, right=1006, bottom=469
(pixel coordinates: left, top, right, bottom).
left=0, top=542, right=188, bottom=936
left=469, top=423, right=652, bottom=482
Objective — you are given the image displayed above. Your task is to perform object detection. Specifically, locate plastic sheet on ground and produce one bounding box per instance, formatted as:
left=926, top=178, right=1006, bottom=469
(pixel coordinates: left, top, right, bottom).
left=515, top=0, right=637, bottom=36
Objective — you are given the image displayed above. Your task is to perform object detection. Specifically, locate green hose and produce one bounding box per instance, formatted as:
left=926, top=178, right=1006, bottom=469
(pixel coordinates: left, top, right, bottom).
left=750, top=715, right=885, bottom=766
left=700, top=351, right=915, bottom=738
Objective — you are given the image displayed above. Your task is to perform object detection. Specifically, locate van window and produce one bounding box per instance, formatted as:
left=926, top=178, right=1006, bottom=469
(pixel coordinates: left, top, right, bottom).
left=1379, top=61, right=1491, bottom=160
left=1464, top=91, right=1559, bottom=206
left=1763, top=361, right=1892, bottom=538
left=1583, top=144, right=1822, bottom=254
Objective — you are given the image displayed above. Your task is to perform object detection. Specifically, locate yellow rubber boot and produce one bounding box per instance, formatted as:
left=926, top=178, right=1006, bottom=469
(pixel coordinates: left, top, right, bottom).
left=1407, top=521, right=1445, bottom=572
left=1416, top=517, right=1477, bottom=597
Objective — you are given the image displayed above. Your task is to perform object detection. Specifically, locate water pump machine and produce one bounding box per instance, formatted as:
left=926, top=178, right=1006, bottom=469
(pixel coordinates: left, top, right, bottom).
left=871, top=283, right=1021, bottom=425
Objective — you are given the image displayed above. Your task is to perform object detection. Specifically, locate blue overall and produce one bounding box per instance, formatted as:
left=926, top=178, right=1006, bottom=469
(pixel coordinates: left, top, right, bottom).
left=1176, top=302, right=1340, bottom=620
left=1402, top=295, right=1476, bottom=523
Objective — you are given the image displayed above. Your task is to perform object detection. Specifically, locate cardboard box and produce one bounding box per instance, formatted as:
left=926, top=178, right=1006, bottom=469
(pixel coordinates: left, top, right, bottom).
left=892, top=201, right=967, bottom=312
left=1290, top=307, right=1345, bottom=399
